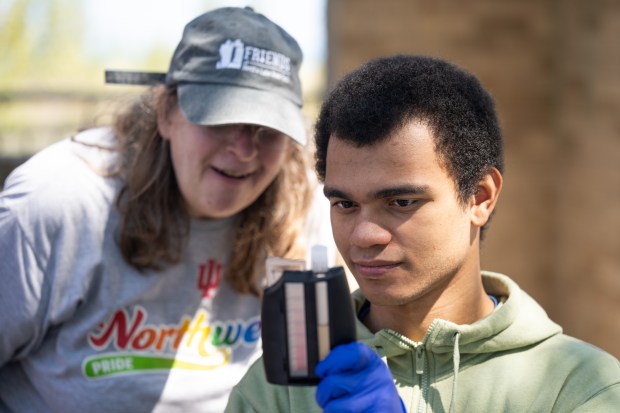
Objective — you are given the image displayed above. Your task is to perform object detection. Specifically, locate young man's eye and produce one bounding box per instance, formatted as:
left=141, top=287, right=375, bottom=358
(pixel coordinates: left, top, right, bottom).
left=391, top=199, right=417, bottom=208
left=333, top=200, right=355, bottom=209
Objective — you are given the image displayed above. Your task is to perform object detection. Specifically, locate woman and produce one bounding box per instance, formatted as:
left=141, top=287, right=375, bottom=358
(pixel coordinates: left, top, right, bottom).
left=0, top=7, right=333, bottom=412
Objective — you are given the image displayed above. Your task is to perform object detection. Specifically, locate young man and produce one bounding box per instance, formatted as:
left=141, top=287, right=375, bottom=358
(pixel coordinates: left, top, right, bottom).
left=225, top=55, right=620, bottom=412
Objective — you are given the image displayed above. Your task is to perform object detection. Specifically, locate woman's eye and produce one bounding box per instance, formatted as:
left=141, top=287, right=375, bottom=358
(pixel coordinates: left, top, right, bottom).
left=256, top=127, right=287, bottom=151
left=256, top=127, right=274, bottom=139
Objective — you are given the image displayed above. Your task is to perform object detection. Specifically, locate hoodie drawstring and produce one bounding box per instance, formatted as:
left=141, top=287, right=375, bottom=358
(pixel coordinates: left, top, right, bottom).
left=448, top=332, right=461, bottom=413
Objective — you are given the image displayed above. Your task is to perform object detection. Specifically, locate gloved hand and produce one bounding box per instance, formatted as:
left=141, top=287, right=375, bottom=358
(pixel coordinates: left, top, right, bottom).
left=315, top=341, right=406, bottom=413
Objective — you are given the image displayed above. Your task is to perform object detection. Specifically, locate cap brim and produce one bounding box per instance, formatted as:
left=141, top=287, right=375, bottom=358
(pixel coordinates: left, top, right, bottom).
left=177, top=84, right=307, bottom=145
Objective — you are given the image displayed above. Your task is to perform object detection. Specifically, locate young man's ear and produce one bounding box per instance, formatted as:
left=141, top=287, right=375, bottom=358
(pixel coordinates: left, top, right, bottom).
left=470, top=167, right=503, bottom=228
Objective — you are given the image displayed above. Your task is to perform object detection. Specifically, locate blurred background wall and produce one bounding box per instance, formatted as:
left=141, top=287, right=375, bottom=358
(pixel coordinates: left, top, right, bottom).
left=326, top=0, right=619, bottom=358
left=1, top=0, right=618, bottom=358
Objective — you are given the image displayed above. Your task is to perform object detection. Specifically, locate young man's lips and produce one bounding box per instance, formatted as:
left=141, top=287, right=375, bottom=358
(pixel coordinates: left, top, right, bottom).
left=353, top=261, right=400, bottom=276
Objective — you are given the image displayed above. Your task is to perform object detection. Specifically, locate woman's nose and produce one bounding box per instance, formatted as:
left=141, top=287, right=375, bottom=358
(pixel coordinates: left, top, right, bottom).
left=226, top=125, right=259, bottom=160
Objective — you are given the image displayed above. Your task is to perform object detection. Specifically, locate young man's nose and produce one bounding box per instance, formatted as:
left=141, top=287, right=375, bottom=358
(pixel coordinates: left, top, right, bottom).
left=349, top=218, right=392, bottom=248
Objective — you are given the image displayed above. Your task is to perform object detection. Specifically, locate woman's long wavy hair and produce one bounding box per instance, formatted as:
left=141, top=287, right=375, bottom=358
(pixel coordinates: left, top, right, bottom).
left=112, top=85, right=313, bottom=296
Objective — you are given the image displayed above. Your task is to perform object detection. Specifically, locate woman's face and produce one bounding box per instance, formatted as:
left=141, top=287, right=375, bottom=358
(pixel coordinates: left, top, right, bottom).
left=158, top=104, right=290, bottom=219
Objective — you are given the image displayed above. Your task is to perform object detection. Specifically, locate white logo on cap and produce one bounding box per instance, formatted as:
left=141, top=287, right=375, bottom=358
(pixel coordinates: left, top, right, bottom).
left=216, top=39, right=244, bottom=69
left=215, top=39, right=292, bottom=84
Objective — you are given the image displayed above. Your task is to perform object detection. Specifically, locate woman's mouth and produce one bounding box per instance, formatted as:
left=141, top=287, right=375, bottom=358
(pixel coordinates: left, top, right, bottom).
left=212, top=166, right=253, bottom=180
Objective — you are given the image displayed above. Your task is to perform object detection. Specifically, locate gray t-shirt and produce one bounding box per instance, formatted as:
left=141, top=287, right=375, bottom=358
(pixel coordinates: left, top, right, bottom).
left=0, top=128, right=335, bottom=412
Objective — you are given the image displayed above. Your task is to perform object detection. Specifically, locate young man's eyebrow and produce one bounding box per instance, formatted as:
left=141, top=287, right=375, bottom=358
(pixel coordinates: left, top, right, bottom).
left=323, top=186, right=347, bottom=199
left=373, top=185, right=430, bottom=199
left=323, top=184, right=429, bottom=199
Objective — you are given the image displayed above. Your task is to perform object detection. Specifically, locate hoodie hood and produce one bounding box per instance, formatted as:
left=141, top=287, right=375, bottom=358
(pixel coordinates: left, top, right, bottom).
left=352, top=271, right=562, bottom=356
left=352, top=270, right=563, bottom=389
left=351, top=272, right=564, bottom=413
left=429, top=272, right=562, bottom=354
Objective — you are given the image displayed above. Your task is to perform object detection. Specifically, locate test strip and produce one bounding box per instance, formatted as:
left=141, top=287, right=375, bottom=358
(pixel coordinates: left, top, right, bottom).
left=285, top=282, right=308, bottom=377
left=315, top=280, right=330, bottom=360
left=311, top=245, right=331, bottom=361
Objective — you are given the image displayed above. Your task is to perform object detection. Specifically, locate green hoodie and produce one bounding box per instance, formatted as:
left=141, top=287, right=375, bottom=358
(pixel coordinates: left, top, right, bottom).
left=225, top=272, right=620, bottom=412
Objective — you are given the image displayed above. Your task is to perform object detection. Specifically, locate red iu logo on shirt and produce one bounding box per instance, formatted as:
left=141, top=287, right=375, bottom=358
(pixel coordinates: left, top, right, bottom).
left=197, top=259, right=222, bottom=298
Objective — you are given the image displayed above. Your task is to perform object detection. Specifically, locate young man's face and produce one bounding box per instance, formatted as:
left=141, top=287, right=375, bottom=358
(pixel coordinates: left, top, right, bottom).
left=323, top=121, right=480, bottom=307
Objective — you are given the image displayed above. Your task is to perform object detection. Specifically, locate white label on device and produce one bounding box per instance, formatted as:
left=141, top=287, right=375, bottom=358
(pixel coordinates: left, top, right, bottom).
left=285, top=282, right=308, bottom=377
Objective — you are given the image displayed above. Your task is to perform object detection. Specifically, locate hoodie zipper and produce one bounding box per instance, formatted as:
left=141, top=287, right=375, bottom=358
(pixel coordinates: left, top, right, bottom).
left=414, top=345, right=428, bottom=413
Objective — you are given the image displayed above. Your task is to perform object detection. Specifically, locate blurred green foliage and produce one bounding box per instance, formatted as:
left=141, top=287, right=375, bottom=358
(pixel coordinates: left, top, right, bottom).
left=0, top=0, right=172, bottom=159
left=0, top=0, right=93, bottom=89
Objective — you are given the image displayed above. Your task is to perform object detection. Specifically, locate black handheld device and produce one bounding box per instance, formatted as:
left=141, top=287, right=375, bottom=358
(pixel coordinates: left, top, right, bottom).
left=261, top=249, right=357, bottom=385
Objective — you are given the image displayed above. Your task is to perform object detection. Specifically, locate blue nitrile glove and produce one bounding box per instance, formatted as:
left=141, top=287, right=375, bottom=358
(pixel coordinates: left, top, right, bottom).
left=315, top=342, right=406, bottom=413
